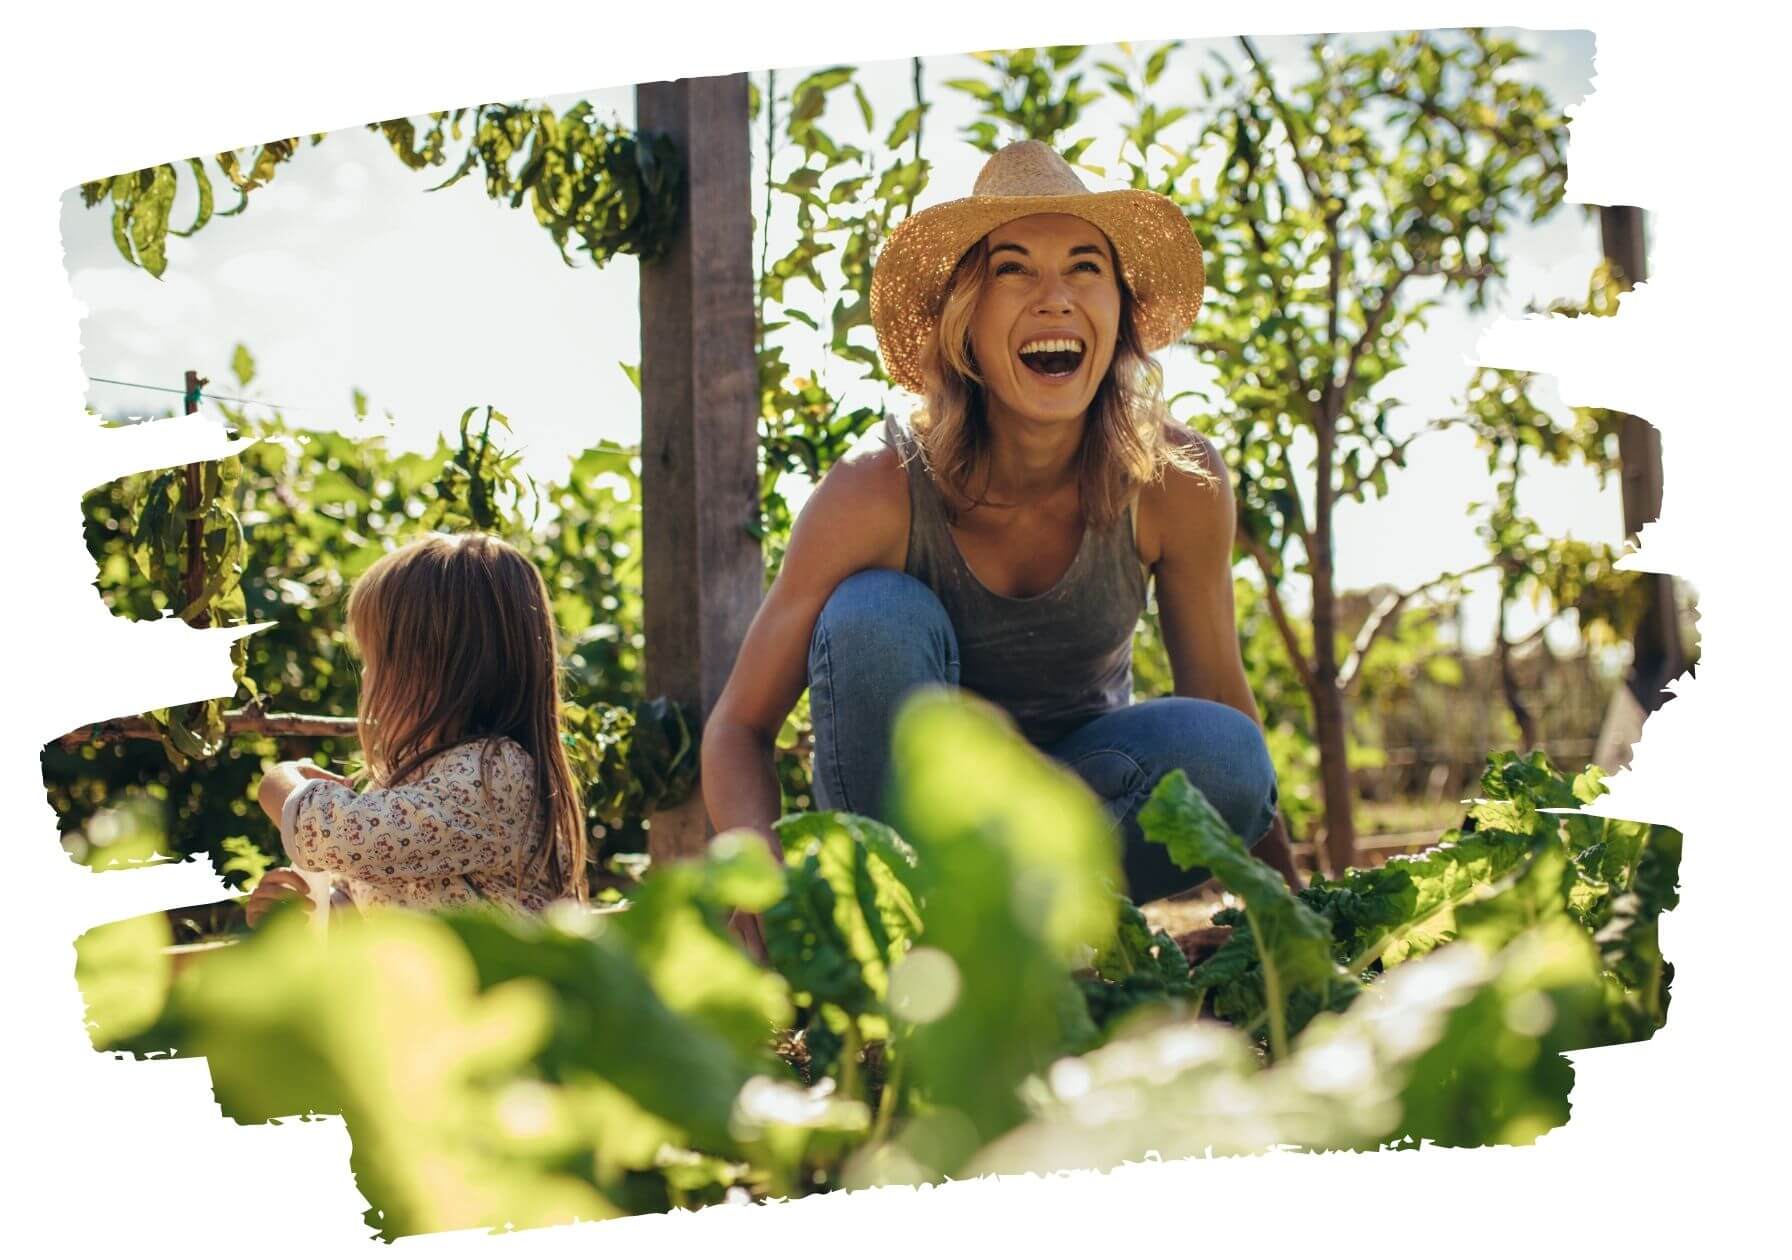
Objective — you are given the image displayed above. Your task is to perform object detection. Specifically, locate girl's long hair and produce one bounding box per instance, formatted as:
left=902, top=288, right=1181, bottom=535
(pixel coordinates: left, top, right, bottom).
left=910, top=232, right=1215, bottom=526
left=345, top=533, right=587, bottom=903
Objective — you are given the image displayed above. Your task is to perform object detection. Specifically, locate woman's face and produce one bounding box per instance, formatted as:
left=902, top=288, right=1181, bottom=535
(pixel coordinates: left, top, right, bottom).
left=966, top=213, right=1122, bottom=429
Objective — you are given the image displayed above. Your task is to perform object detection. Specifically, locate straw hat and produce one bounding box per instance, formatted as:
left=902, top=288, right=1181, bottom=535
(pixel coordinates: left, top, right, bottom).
left=870, top=139, right=1205, bottom=396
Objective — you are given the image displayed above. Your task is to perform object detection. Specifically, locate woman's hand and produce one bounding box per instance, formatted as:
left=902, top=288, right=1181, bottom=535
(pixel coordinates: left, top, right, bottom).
left=729, top=909, right=771, bottom=966
left=245, top=868, right=314, bottom=928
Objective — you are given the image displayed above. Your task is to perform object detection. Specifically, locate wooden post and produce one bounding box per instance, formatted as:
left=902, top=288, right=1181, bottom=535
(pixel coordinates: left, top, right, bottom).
left=636, top=75, right=763, bottom=864
left=1594, top=206, right=1687, bottom=770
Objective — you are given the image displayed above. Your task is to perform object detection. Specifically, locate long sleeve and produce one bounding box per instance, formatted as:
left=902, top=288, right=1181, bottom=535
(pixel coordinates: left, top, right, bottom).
left=282, top=741, right=541, bottom=884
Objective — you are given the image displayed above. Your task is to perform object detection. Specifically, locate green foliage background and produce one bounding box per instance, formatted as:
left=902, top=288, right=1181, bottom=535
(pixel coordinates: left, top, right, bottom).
left=55, top=28, right=1678, bottom=905
left=47, top=350, right=688, bottom=908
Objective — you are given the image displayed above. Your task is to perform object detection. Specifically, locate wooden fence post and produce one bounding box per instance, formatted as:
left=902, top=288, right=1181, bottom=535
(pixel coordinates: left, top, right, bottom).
left=1594, top=206, right=1688, bottom=770
left=636, top=75, right=763, bottom=864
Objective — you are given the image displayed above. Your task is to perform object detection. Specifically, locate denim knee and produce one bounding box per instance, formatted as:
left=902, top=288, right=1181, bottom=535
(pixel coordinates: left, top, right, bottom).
left=810, top=569, right=957, bottom=680
left=1141, top=697, right=1279, bottom=846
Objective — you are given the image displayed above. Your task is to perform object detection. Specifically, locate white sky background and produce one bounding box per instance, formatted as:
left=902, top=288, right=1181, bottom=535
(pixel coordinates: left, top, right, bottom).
left=61, top=28, right=1612, bottom=654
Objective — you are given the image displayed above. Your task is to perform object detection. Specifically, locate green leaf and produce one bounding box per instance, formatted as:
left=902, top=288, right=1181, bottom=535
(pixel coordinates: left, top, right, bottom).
left=1139, top=771, right=1340, bottom=1060
left=444, top=911, right=752, bottom=1154
left=74, top=911, right=173, bottom=1049
left=763, top=811, right=923, bottom=1016
left=231, top=343, right=256, bottom=388
left=1307, top=826, right=1539, bottom=972
left=943, top=78, right=997, bottom=102
left=174, top=912, right=622, bottom=1237
left=885, top=105, right=924, bottom=150
left=1144, top=42, right=1177, bottom=86
left=169, top=157, right=214, bottom=238
left=878, top=691, right=1122, bottom=1175
left=795, top=66, right=856, bottom=97
left=1392, top=922, right=1604, bottom=1146
left=608, top=860, right=793, bottom=1060
left=702, top=829, right=787, bottom=912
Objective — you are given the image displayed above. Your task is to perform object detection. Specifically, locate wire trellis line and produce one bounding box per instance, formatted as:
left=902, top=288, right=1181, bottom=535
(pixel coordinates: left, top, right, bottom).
left=86, top=374, right=339, bottom=415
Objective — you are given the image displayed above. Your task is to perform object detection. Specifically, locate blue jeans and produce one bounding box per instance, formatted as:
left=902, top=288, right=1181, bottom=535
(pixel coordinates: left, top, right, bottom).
left=807, top=569, right=1280, bottom=904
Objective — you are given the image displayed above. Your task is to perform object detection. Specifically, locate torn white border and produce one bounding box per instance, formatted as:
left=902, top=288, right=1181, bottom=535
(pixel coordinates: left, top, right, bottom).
left=3, top=0, right=1783, bottom=1255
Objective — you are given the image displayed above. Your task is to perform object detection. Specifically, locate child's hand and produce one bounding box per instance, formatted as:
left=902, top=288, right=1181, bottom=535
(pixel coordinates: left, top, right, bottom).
left=293, top=760, right=353, bottom=785
left=255, top=761, right=350, bottom=827
left=245, top=868, right=314, bottom=928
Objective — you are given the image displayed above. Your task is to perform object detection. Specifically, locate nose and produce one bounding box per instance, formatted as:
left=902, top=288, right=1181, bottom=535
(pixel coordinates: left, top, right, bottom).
left=1032, top=275, right=1074, bottom=316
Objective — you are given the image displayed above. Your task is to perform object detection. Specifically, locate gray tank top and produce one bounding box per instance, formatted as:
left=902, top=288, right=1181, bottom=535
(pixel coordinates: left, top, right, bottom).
left=884, top=416, right=1149, bottom=747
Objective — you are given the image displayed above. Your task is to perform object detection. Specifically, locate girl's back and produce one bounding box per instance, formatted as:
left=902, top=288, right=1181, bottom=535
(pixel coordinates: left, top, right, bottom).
left=281, top=736, right=570, bottom=914
left=250, top=533, right=588, bottom=925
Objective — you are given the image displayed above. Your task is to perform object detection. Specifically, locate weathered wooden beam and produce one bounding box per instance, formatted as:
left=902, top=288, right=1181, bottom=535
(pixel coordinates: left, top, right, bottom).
left=56, top=708, right=358, bottom=750
left=1597, top=206, right=1686, bottom=710
left=1594, top=206, right=1687, bottom=771
left=636, top=75, right=763, bottom=864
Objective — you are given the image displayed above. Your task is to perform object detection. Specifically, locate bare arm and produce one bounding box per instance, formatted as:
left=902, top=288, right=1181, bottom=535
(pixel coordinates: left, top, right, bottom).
left=702, top=440, right=909, bottom=858
left=1148, top=430, right=1305, bottom=888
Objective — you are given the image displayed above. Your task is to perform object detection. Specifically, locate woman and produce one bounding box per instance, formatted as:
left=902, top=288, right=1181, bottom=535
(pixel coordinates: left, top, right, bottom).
left=703, top=140, right=1299, bottom=955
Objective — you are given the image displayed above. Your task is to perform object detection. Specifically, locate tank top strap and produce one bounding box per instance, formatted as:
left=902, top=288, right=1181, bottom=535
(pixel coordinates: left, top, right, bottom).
left=883, top=414, right=957, bottom=579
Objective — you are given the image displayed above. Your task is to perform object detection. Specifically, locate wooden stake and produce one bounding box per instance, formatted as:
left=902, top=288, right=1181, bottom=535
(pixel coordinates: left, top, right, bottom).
left=635, top=76, right=763, bottom=865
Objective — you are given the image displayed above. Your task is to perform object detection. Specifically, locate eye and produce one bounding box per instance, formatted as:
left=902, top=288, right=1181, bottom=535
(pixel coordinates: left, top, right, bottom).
left=1073, top=259, right=1104, bottom=274
left=994, top=260, right=1027, bottom=275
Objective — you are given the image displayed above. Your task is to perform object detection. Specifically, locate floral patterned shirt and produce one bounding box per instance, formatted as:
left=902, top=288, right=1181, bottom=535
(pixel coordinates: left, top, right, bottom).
left=280, top=737, right=569, bottom=914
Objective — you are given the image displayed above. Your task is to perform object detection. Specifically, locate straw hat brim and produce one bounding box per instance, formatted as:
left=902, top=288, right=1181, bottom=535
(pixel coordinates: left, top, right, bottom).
left=870, top=188, right=1205, bottom=396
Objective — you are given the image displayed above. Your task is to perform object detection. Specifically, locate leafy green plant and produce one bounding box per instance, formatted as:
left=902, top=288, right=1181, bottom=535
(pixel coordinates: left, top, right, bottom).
left=1146, top=743, right=1680, bottom=1056
left=1139, top=771, right=1354, bottom=1059
left=81, top=104, right=681, bottom=279
left=74, top=690, right=1680, bottom=1235
left=48, top=352, right=690, bottom=900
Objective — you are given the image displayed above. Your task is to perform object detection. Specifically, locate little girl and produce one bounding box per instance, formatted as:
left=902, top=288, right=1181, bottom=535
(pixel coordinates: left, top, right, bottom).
left=246, top=533, right=588, bottom=924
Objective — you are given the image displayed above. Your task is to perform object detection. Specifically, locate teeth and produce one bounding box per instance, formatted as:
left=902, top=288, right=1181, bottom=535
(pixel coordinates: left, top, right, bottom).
left=1018, top=337, right=1085, bottom=356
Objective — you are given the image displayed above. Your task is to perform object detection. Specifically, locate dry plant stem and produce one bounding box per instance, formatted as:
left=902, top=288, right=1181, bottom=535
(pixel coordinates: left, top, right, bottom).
left=59, top=707, right=357, bottom=749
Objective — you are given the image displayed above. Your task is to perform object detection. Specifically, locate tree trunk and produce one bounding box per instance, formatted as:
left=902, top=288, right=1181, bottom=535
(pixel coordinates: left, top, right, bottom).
left=1495, top=587, right=1538, bottom=750
left=1310, top=678, right=1357, bottom=877
left=1309, top=386, right=1356, bottom=875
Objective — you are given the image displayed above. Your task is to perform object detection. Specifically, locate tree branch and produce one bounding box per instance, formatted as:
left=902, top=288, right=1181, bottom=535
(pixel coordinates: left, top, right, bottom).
left=1337, top=559, right=1501, bottom=691
left=57, top=705, right=358, bottom=751
left=1408, top=258, right=1494, bottom=283
left=1241, top=533, right=1317, bottom=694
left=1229, top=105, right=1313, bottom=409
left=1340, top=269, right=1407, bottom=400
left=1238, top=36, right=1327, bottom=209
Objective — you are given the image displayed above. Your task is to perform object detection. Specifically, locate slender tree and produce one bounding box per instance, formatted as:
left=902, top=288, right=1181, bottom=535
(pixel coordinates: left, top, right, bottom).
left=1167, top=30, right=1571, bottom=872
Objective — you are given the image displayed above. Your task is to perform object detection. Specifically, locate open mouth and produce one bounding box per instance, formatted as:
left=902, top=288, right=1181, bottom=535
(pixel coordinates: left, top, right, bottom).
left=1017, top=337, right=1086, bottom=379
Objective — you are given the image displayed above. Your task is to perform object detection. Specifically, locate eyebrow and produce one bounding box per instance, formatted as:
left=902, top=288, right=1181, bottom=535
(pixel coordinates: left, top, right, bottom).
left=989, top=242, right=1110, bottom=262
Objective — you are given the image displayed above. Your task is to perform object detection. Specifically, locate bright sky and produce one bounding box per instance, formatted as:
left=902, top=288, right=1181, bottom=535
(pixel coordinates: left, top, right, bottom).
left=63, top=27, right=1616, bottom=654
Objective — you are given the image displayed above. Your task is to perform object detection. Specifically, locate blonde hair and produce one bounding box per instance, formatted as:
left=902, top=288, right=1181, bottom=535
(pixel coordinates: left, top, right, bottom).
left=910, top=231, right=1215, bottom=526
left=345, top=533, right=587, bottom=904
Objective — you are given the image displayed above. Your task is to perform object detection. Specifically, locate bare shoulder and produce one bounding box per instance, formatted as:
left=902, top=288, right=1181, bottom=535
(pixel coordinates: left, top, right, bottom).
left=827, top=423, right=909, bottom=493
left=1139, top=419, right=1231, bottom=547
left=786, top=423, right=910, bottom=574
left=1159, top=418, right=1228, bottom=490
